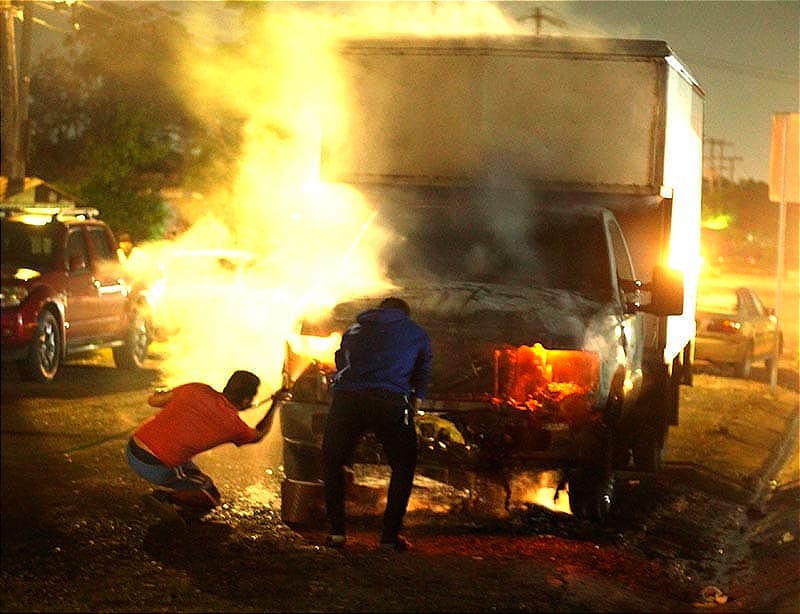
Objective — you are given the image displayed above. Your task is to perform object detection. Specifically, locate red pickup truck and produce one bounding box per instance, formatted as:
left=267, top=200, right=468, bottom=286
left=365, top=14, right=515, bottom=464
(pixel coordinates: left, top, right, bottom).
left=1, top=205, right=151, bottom=382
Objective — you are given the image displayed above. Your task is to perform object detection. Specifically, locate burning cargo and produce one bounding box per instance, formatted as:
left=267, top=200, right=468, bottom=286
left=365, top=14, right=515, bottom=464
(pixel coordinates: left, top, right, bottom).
left=280, top=35, right=704, bottom=523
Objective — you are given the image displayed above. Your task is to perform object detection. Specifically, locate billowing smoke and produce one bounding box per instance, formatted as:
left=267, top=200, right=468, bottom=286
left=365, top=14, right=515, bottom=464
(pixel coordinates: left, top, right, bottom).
left=138, top=2, right=529, bottom=394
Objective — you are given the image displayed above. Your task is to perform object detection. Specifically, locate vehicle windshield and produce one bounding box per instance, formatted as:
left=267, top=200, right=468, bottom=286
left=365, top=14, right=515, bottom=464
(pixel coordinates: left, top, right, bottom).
left=1, top=221, right=58, bottom=271
left=379, top=203, right=611, bottom=302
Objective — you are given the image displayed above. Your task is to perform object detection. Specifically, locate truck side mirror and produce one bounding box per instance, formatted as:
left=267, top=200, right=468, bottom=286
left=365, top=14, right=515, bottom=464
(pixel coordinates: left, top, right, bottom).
left=643, top=265, right=684, bottom=316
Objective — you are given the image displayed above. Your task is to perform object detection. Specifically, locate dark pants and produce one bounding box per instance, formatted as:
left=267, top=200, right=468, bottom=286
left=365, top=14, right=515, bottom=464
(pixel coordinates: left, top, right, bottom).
left=321, top=390, right=418, bottom=540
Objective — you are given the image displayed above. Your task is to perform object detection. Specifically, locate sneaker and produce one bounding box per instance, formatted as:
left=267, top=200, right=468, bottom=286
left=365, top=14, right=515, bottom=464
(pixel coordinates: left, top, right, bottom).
left=325, top=534, right=347, bottom=548
left=170, top=488, right=218, bottom=511
left=379, top=535, right=411, bottom=552
left=141, top=491, right=186, bottom=528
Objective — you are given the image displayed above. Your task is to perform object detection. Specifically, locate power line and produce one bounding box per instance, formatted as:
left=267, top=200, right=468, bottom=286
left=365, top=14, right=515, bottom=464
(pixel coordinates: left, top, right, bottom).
left=682, top=53, right=798, bottom=84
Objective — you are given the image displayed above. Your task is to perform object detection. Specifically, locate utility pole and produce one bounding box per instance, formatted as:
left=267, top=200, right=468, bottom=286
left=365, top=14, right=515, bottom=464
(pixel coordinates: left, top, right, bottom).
left=722, top=155, right=743, bottom=182
left=703, top=137, right=734, bottom=189
left=0, top=0, right=30, bottom=197
left=517, top=7, right=567, bottom=35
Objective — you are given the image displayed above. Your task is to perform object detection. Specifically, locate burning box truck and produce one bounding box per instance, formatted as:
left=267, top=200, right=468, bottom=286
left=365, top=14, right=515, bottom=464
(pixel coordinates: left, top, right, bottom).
left=279, top=35, right=704, bottom=523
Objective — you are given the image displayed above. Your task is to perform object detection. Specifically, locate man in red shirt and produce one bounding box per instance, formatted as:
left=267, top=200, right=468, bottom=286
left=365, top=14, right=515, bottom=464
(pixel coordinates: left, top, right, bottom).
left=126, top=370, right=280, bottom=520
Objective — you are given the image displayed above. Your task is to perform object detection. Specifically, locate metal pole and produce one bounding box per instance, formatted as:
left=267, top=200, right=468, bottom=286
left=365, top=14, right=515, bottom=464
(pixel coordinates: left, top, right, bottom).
left=19, top=1, right=31, bottom=176
left=1, top=2, right=21, bottom=189
left=770, top=115, right=788, bottom=391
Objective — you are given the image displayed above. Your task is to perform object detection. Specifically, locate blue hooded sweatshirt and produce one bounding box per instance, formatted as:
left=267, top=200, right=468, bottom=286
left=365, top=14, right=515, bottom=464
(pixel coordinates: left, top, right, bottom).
left=332, top=307, right=433, bottom=399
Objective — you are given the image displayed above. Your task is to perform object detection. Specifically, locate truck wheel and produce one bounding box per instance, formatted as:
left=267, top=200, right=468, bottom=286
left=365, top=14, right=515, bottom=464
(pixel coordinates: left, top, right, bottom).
left=735, top=343, right=753, bottom=378
left=568, top=468, right=615, bottom=523
left=112, top=310, right=150, bottom=369
left=631, top=380, right=669, bottom=472
left=19, top=310, right=61, bottom=383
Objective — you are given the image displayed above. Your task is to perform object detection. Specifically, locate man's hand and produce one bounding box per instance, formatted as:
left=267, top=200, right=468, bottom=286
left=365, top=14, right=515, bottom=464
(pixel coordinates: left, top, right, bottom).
left=147, top=388, right=174, bottom=408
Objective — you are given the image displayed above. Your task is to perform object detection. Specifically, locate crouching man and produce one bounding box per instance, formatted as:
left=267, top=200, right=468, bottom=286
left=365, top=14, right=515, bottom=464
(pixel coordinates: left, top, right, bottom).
left=126, top=370, right=279, bottom=521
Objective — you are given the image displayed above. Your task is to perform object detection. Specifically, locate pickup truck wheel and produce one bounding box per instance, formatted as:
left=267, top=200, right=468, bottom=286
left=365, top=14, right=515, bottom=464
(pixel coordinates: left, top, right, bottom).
left=112, top=310, right=149, bottom=369
left=568, top=468, right=615, bottom=523
left=735, top=343, right=753, bottom=378
left=19, top=310, right=61, bottom=383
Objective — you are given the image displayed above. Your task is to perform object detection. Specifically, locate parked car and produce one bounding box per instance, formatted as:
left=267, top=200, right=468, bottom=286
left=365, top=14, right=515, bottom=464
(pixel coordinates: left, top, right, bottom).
left=1, top=205, right=151, bottom=382
left=694, top=286, right=782, bottom=378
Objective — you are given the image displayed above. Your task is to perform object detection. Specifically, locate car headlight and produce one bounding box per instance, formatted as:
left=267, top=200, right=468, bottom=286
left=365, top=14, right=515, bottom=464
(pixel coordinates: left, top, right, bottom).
left=1, top=285, right=29, bottom=308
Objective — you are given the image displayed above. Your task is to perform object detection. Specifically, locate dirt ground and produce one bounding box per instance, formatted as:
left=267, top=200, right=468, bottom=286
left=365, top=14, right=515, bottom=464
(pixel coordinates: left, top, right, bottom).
left=1, top=355, right=798, bottom=613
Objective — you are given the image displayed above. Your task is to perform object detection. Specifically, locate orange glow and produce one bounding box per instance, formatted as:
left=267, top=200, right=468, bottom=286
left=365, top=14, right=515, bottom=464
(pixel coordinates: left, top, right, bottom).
left=492, top=344, right=599, bottom=421
left=12, top=268, right=40, bottom=281
left=515, top=471, right=572, bottom=515
left=286, top=332, right=340, bottom=382
left=288, top=332, right=341, bottom=365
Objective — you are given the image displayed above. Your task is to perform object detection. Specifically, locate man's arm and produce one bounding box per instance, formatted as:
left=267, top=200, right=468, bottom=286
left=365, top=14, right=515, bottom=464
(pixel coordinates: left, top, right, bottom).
left=251, top=405, right=277, bottom=443
left=248, top=388, right=290, bottom=444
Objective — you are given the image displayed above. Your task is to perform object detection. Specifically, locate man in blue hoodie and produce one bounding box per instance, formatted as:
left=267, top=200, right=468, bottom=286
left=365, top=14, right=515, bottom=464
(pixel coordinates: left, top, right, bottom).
left=321, top=297, right=433, bottom=552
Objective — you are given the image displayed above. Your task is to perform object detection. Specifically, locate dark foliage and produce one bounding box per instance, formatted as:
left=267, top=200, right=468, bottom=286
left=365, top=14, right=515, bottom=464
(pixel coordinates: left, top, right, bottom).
left=25, top=1, right=240, bottom=241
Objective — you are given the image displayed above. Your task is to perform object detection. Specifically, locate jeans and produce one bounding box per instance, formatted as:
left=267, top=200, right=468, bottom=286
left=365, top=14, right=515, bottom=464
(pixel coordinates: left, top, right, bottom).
left=321, top=390, right=417, bottom=540
left=126, top=438, right=220, bottom=501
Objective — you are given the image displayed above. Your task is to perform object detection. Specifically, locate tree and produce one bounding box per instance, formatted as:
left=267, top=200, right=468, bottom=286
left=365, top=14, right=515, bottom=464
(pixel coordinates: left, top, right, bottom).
left=26, top=1, right=232, bottom=241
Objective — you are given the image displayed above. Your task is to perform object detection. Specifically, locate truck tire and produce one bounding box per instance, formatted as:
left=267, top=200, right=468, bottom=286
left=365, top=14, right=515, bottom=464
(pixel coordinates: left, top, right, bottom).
left=630, top=356, right=675, bottom=472
left=632, top=420, right=667, bottom=473
left=631, top=385, right=669, bottom=472
left=112, top=309, right=150, bottom=369
left=19, top=310, right=62, bottom=383
left=568, top=468, right=615, bottom=523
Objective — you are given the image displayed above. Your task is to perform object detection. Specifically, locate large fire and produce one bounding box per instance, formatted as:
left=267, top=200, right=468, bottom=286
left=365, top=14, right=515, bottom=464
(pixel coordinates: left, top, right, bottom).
left=128, top=3, right=530, bottom=396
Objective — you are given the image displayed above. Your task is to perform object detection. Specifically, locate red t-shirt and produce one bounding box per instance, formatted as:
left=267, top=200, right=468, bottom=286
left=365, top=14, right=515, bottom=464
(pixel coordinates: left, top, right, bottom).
left=135, top=382, right=257, bottom=467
